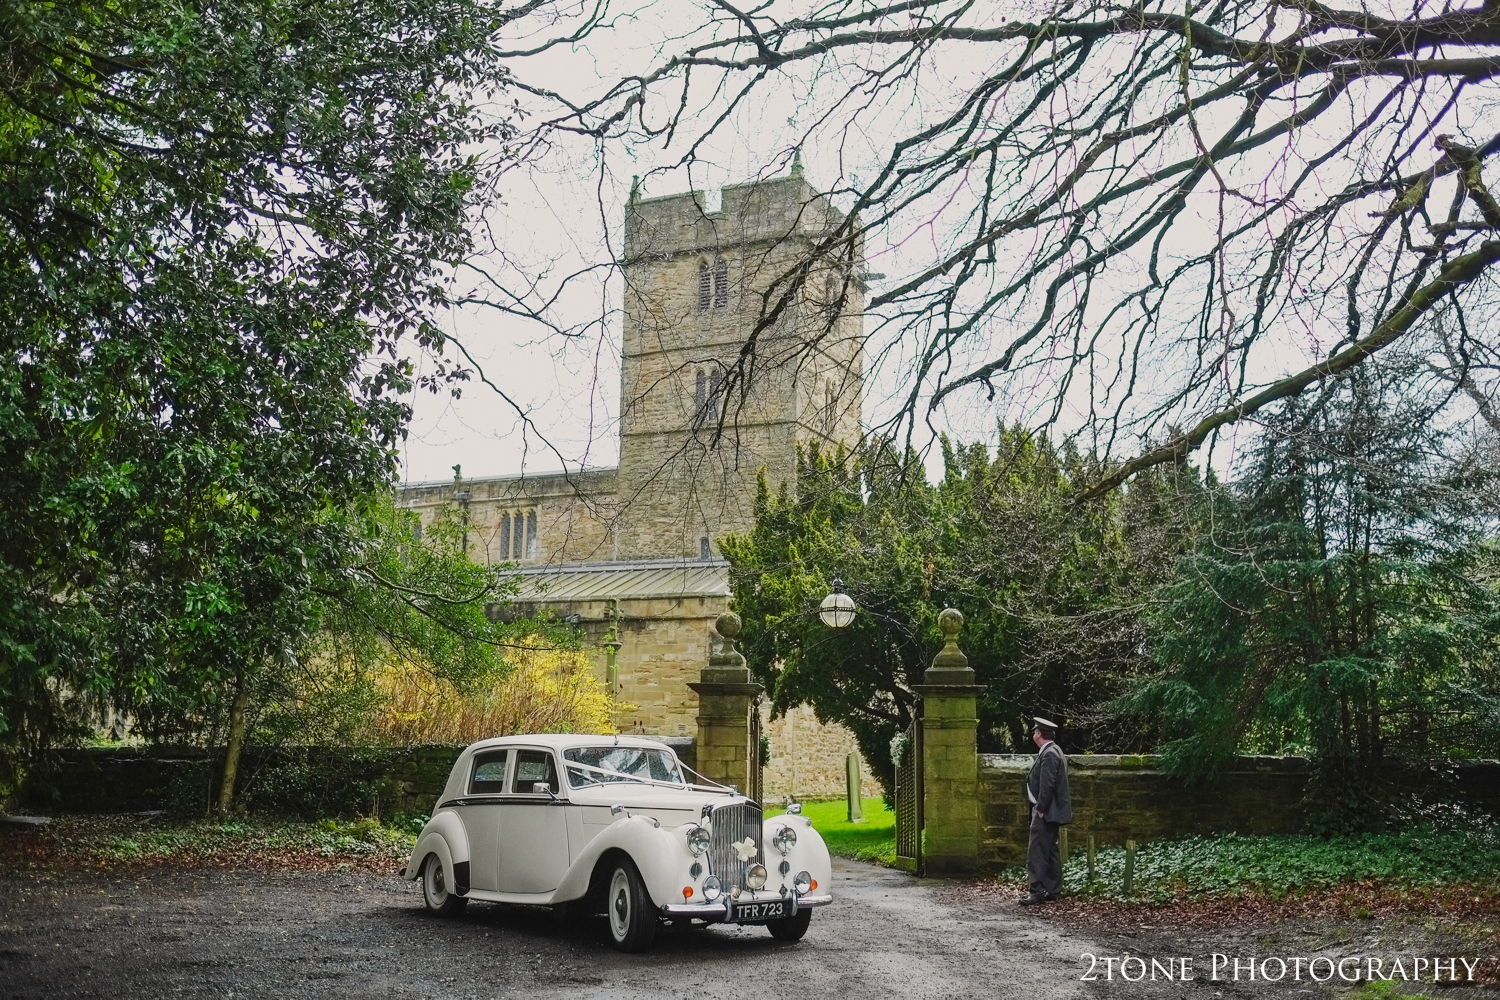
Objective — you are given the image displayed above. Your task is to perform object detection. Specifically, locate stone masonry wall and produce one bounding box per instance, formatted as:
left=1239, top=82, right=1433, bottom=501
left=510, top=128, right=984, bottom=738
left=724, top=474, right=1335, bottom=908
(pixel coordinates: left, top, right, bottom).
left=979, top=755, right=1309, bottom=869
left=978, top=754, right=1500, bottom=870
left=400, top=468, right=620, bottom=567
left=761, top=704, right=882, bottom=801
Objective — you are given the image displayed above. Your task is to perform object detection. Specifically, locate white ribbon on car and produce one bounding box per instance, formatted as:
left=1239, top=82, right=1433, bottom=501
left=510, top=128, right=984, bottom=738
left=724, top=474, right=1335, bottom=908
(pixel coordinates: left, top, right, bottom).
left=562, top=755, right=732, bottom=793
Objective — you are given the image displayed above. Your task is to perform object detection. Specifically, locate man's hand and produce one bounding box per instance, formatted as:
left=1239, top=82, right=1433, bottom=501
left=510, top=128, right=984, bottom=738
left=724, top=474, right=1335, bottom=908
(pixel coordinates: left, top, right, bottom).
left=1037, top=810, right=1046, bottom=821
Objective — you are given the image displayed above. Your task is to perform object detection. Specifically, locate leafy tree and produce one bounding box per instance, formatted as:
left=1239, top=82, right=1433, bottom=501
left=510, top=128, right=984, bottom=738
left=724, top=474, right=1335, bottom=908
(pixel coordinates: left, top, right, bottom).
left=0, top=0, right=526, bottom=799
left=223, top=501, right=577, bottom=806
left=1128, top=371, right=1500, bottom=827
left=722, top=432, right=1195, bottom=794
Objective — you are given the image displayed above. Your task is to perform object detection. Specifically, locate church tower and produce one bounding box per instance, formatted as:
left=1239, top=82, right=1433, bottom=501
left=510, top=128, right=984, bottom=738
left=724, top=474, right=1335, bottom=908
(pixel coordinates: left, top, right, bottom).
left=614, top=165, right=865, bottom=560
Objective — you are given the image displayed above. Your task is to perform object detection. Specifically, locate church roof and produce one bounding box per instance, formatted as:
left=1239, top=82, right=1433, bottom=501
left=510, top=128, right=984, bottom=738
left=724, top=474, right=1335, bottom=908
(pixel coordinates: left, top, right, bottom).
left=514, top=558, right=731, bottom=603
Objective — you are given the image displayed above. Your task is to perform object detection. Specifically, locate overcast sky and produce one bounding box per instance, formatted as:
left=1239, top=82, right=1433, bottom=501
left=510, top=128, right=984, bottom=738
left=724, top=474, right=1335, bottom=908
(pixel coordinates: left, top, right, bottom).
left=393, top=0, right=1489, bottom=487
left=393, top=0, right=1016, bottom=486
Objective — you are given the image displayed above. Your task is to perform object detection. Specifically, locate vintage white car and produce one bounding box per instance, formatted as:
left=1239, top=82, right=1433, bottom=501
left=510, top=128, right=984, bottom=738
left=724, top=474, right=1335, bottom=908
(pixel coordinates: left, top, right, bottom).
left=400, top=734, right=833, bottom=951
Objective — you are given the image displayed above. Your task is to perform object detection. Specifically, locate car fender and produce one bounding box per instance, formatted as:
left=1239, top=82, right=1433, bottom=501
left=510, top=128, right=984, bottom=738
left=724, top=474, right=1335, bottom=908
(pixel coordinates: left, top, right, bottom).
left=765, top=815, right=833, bottom=892
left=554, top=815, right=684, bottom=906
left=404, top=810, right=471, bottom=896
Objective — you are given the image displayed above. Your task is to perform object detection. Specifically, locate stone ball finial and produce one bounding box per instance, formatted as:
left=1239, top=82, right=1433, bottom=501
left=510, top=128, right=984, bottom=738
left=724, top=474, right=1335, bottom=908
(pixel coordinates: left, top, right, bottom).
left=703, top=610, right=750, bottom=680
left=924, top=606, right=974, bottom=686
left=938, top=607, right=963, bottom=638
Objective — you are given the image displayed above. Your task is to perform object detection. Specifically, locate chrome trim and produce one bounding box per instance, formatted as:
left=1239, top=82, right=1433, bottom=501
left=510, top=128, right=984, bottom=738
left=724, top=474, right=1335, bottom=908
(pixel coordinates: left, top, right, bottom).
left=658, top=892, right=832, bottom=920
left=707, top=800, right=763, bottom=889
left=659, top=900, right=729, bottom=920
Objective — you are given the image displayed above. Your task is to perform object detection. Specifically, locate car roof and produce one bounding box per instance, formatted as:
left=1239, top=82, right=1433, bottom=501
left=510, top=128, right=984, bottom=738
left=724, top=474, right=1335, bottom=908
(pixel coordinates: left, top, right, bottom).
left=463, top=734, right=681, bottom=754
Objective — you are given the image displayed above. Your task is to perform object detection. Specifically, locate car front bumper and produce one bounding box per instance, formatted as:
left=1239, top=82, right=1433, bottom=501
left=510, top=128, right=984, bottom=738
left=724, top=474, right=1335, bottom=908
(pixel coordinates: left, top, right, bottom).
left=659, top=892, right=833, bottom=922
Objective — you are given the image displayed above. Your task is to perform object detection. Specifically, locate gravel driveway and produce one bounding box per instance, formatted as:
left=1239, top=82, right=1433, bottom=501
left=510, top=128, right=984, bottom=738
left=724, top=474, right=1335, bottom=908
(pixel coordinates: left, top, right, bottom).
left=5, top=856, right=1467, bottom=999
left=0, top=858, right=1129, bottom=1000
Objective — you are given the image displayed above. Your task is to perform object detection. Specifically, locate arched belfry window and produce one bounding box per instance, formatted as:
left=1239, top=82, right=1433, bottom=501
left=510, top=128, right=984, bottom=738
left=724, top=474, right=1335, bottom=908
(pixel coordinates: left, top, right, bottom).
left=500, top=512, right=511, bottom=559
left=698, top=261, right=711, bottom=311
left=712, top=258, right=729, bottom=308
left=700, top=536, right=711, bottom=561
left=525, top=510, right=538, bottom=559
left=695, top=370, right=707, bottom=413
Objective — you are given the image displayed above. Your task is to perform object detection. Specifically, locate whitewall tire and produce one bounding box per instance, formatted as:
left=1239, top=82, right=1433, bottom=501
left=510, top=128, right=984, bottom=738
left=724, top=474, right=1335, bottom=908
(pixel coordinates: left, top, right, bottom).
left=422, top=854, right=468, bottom=917
left=606, top=857, right=656, bottom=952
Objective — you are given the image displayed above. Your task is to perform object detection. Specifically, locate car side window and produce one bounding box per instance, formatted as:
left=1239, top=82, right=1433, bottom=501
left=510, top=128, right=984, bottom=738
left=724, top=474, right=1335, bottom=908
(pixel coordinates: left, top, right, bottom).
left=468, top=750, right=509, bottom=795
left=511, top=749, right=558, bottom=794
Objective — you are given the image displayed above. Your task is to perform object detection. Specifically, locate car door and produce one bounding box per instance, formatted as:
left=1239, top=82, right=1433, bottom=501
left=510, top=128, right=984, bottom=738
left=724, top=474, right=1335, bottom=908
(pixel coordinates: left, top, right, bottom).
left=496, top=747, right=570, bottom=894
left=455, top=748, right=508, bottom=892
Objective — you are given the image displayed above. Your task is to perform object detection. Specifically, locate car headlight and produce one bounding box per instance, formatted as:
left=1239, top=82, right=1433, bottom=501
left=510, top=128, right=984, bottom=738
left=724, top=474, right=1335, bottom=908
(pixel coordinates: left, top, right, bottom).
left=745, top=863, right=768, bottom=890
left=701, top=875, right=722, bottom=901
left=793, top=870, right=812, bottom=893
left=686, top=824, right=711, bottom=856
left=771, top=824, right=797, bottom=855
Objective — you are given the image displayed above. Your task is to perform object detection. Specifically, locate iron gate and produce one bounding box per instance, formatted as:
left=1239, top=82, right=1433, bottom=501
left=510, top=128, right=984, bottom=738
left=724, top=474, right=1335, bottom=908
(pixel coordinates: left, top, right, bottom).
left=894, top=713, right=922, bottom=871
left=748, top=695, right=764, bottom=805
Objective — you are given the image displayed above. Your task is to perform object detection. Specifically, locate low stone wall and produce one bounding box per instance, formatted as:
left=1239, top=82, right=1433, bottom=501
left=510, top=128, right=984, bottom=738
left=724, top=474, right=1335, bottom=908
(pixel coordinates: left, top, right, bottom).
left=18, top=736, right=698, bottom=819
left=979, top=754, right=1500, bottom=869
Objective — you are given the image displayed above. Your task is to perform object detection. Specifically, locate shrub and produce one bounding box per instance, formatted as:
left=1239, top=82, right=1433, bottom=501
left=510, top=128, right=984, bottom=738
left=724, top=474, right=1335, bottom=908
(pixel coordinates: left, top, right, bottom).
left=367, top=642, right=619, bottom=744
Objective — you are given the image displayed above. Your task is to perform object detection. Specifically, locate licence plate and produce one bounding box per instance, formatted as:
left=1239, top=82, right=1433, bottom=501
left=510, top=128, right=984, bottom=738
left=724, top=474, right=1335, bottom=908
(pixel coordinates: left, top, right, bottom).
left=732, top=900, right=788, bottom=923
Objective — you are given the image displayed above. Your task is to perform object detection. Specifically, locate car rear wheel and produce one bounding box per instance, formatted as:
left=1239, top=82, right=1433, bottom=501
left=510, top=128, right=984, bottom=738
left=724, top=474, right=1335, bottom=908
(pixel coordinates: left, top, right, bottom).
left=766, top=908, right=812, bottom=941
left=605, top=857, right=656, bottom=952
left=422, top=854, right=468, bottom=917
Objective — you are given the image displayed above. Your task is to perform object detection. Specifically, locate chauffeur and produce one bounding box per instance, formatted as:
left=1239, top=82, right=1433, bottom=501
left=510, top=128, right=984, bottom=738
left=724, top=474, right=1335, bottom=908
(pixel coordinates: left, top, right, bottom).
left=1021, top=716, right=1072, bottom=906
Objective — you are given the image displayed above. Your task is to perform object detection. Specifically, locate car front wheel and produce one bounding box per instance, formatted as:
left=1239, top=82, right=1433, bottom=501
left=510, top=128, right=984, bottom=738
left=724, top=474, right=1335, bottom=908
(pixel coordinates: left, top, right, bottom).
left=766, top=908, right=812, bottom=942
left=605, top=857, right=656, bottom=952
left=422, top=854, right=468, bottom=917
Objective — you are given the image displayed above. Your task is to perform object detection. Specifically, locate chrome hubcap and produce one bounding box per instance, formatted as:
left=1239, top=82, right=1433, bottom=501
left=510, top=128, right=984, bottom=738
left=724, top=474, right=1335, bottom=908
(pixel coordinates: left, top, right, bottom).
left=608, top=870, right=630, bottom=939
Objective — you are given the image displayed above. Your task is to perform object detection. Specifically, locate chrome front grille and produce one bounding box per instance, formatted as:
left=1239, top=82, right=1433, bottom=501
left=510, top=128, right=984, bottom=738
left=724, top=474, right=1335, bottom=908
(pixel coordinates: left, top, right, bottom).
left=708, top=801, right=764, bottom=890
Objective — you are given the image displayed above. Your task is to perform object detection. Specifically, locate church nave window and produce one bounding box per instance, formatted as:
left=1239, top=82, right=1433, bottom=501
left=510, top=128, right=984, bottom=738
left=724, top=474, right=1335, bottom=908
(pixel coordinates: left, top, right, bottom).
left=499, top=509, right=539, bottom=561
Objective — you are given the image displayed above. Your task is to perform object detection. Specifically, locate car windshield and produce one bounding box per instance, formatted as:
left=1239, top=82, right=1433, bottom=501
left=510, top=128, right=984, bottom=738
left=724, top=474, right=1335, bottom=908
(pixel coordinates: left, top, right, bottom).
left=563, top=746, right=685, bottom=788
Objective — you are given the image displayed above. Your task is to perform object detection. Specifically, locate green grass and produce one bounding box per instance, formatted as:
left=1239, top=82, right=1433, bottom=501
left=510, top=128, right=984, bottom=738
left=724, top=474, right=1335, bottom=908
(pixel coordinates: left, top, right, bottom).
left=1040, top=824, right=1500, bottom=903
left=1344, top=980, right=1427, bottom=1000
left=767, top=798, right=896, bottom=864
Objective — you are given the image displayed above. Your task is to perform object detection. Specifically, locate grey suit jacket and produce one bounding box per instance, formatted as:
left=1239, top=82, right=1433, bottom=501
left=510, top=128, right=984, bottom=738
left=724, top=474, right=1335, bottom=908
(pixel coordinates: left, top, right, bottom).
left=1026, top=741, right=1073, bottom=825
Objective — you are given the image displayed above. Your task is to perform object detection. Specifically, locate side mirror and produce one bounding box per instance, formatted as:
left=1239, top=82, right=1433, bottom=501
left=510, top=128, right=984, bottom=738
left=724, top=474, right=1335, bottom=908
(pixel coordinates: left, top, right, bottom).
left=533, top=782, right=553, bottom=796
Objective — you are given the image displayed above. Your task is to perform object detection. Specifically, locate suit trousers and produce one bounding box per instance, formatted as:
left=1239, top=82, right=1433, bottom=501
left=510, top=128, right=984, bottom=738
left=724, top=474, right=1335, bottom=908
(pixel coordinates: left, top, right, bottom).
left=1027, top=808, right=1061, bottom=897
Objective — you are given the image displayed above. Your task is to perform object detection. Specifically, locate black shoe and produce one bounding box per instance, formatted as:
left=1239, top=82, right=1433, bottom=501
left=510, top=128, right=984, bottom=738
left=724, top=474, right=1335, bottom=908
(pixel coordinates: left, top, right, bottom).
left=1019, top=893, right=1048, bottom=907
left=1046, top=892, right=1062, bottom=901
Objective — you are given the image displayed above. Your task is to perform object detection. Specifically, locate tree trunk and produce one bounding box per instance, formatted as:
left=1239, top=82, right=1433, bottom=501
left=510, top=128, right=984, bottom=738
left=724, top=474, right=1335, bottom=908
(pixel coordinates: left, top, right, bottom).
left=218, top=672, right=248, bottom=814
